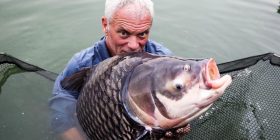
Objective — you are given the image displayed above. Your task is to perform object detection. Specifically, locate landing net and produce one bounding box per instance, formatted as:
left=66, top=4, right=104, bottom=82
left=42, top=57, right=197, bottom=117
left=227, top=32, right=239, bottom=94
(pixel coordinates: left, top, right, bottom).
left=0, top=52, right=279, bottom=140
left=186, top=53, right=280, bottom=140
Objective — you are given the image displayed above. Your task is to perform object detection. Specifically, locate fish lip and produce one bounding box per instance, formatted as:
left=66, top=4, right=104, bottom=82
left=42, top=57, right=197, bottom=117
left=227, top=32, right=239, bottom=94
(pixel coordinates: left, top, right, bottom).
left=195, top=58, right=230, bottom=108
left=204, top=58, right=220, bottom=88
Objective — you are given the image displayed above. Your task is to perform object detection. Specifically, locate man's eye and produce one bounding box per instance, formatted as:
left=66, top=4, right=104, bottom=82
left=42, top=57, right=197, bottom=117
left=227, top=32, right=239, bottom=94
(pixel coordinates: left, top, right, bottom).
left=119, top=31, right=129, bottom=38
left=138, top=32, right=148, bottom=38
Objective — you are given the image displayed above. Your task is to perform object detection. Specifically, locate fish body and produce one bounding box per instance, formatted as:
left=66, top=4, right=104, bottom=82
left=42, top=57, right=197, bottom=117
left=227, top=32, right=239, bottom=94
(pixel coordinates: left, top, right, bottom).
left=62, top=52, right=232, bottom=140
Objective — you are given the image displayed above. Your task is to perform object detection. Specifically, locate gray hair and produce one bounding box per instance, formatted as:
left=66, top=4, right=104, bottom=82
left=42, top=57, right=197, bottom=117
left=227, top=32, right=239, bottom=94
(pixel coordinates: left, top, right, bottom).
left=105, top=0, right=154, bottom=23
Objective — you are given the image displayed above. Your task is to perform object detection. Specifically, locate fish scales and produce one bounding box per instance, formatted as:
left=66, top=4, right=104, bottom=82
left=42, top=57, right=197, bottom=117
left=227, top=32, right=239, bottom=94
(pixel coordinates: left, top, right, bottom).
left=77, top=54, right=149, bottom=140
left=60, top=52, right=233, bottom=140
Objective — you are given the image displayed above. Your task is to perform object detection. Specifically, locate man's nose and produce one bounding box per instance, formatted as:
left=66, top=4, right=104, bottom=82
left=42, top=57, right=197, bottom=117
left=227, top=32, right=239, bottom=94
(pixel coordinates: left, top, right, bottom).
left=127, top=36, right=140, bottom=51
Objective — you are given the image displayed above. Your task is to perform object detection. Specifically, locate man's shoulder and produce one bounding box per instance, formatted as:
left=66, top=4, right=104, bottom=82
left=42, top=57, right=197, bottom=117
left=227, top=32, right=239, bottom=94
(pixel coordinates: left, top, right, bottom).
left=72, top=38, right=108, bottom=67
left=72, top=46, right=95, bottom=66
left=145, top=40, right=173, bottom=55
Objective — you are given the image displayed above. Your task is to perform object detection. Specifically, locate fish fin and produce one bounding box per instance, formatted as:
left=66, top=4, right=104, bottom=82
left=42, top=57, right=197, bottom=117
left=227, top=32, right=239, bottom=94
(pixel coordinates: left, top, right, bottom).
left=61, top=67, right=93, bottom=92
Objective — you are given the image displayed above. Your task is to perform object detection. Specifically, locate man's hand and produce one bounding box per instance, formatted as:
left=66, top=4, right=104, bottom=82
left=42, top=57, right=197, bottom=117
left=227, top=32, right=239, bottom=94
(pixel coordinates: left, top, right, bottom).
left=163, top=124, right=191, bottom=139
left=59, top=127, right=87, bottom=140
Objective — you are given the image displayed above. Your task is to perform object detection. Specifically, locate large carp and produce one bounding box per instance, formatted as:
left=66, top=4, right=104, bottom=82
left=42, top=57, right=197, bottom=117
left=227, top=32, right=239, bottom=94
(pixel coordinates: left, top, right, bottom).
left=62, top=52, right=232, bottom=140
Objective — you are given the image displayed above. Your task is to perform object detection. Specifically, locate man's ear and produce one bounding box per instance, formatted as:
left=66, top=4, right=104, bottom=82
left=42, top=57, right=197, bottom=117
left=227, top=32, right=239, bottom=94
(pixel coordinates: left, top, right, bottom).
left=101, top=16, right=108, bottom=33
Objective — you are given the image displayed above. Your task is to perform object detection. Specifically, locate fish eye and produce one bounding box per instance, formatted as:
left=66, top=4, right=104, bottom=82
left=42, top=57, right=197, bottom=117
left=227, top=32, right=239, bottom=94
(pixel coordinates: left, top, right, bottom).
left=183, top=64, right=191, bottom=71
left=175, top=83, right=183, bottom=91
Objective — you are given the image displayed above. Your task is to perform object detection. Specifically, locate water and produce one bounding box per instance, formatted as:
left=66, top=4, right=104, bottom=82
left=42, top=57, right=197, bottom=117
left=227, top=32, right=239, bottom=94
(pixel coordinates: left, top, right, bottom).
left=0, top=0, right=279, bottom=139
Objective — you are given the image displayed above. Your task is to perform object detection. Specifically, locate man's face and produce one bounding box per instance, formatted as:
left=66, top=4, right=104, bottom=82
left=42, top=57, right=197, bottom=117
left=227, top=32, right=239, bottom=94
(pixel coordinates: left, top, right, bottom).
left=102, top=4, right=153, bottom=56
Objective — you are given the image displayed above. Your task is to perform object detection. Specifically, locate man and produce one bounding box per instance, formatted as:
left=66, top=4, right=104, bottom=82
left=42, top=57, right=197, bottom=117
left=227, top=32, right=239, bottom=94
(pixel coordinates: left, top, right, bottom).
left=49, top=0, right=173, bottom=139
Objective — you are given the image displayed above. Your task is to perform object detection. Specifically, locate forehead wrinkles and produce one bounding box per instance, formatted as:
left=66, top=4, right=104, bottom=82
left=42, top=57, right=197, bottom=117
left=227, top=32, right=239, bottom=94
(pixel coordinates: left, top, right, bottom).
left=112, top=18, right=152, bottom=32
left=110, top=4, right=152, bottom=32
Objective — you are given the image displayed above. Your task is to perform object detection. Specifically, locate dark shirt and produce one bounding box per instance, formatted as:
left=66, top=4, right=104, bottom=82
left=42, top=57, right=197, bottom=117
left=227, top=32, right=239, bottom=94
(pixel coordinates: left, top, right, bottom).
left=49, top=37, right=172, bottom=134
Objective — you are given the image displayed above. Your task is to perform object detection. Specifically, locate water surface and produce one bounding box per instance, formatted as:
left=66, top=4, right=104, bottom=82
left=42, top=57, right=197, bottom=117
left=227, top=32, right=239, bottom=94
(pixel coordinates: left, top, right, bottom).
left=0, top=0, right=279, bottom=139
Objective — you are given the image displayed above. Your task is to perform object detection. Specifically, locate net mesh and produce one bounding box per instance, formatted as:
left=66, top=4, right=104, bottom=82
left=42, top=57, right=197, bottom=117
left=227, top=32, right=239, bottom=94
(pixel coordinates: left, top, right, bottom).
left=0, top=53, right=57, bottom=84
left=0, top=63, right=23, bottom=90
left=185, top=54, right=280, bottom=140
left=0, top=52, right=279, bottom=139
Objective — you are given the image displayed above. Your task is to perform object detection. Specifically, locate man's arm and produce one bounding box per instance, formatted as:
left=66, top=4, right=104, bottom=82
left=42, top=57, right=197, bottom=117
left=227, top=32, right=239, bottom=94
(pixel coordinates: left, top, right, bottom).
left=49, top=54, right=87, bottom=140
left=58, top=127, right=87, bottom=140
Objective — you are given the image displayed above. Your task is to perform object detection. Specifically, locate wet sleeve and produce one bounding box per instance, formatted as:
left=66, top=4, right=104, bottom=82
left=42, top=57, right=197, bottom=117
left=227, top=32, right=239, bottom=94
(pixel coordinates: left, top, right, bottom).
left=156, top=46, right=173, bottom=56
left=48, top=54, right=82, bottom=134
left=147, top=40, right=174, bottom=56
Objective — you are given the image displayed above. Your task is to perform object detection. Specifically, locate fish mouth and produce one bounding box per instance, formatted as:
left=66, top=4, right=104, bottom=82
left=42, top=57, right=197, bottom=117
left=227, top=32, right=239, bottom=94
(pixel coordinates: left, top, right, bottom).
left=205, top=58, right=220, bottom=84
left=196, top=58, right=232, bottom=108
left=205, top=58, right=232, bottom=92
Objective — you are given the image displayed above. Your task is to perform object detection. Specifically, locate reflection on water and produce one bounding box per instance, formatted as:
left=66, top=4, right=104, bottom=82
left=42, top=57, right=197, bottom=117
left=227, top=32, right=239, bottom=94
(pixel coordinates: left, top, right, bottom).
left=0, top=72, right=55, bottom=140
left=0, top=0, right=280, bottom=139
